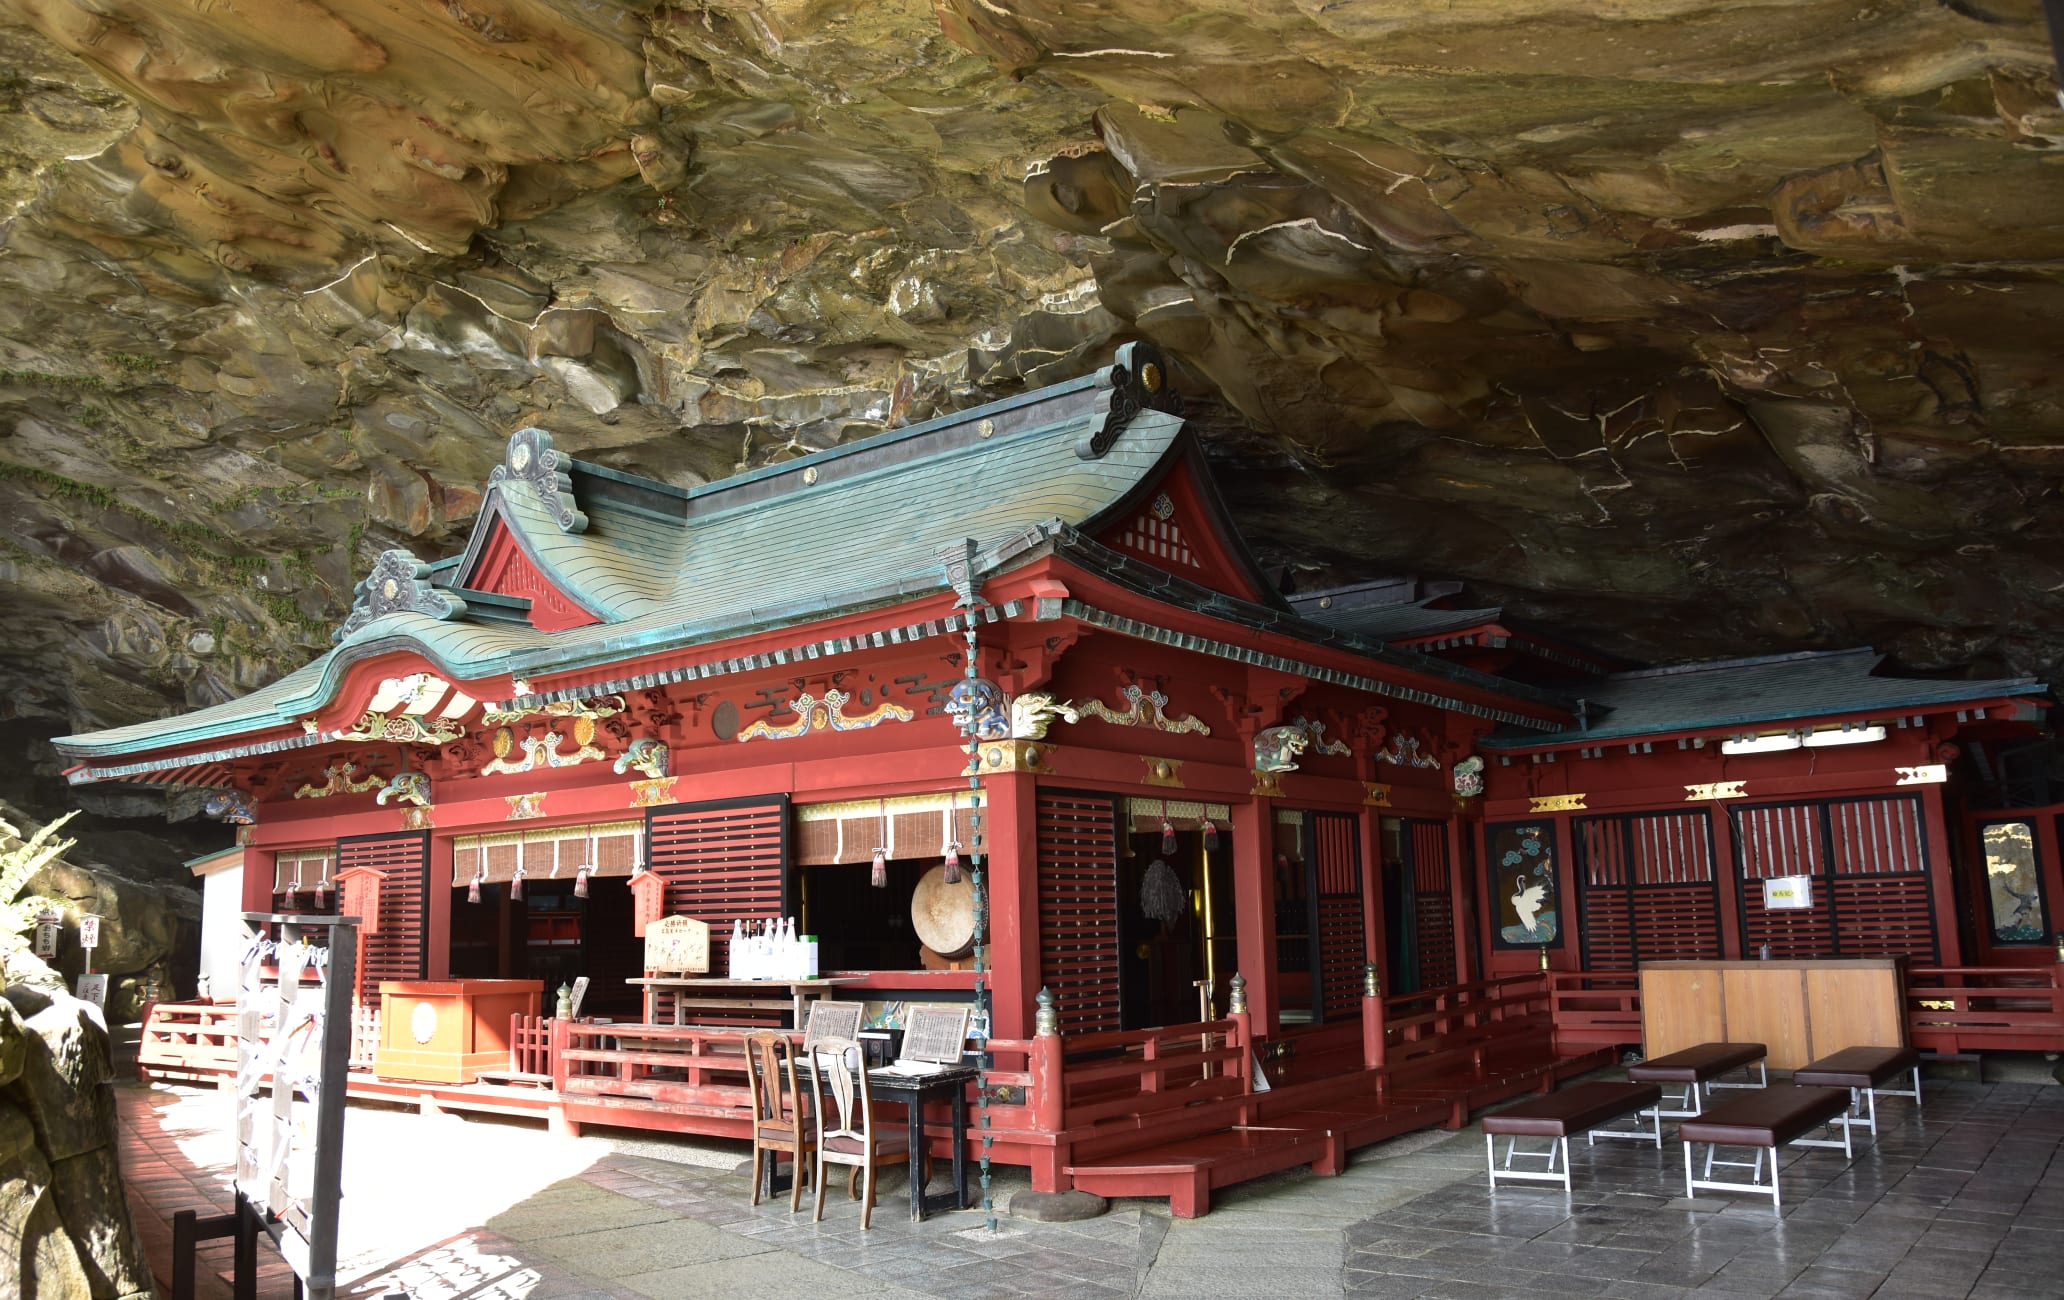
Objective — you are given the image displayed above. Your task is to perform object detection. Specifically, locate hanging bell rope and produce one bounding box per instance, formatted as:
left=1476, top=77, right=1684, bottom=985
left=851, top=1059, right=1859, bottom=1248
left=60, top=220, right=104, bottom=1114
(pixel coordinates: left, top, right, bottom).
left=1141, top=858, right=1187, bottom=926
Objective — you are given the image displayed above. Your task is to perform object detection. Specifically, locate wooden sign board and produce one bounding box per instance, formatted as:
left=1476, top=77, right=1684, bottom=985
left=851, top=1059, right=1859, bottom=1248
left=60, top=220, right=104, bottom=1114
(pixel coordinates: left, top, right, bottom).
left=643, top=915, right=709, bottom=974
left=334, top=865, right=385, bottom=935
left=569, top=976, right=591, bottom=1018
left=803, top=1000, right=864, bottom=1050
left=901, top=1004, right=971, bottom=1064
left=628, top=870, right=666, bottom=938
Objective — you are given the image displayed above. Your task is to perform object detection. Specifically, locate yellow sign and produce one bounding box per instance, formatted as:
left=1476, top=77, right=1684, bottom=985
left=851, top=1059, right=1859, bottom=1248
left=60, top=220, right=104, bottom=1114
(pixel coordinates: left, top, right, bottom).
left=1895, top=764, right=1948, bottom=786
left=1528, top=793, right=1587, bottom=813
left=1363, top=782, right=1392, bottom=807
left=1685, top=781, right=1747, bottom=802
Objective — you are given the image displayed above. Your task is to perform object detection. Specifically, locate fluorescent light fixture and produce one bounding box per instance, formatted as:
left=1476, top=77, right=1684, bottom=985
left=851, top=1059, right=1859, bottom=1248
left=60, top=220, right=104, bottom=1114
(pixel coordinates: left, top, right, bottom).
left=1802, top=724, right=1887, bottom=748
left=1720, top=733, right=1801, bottom=755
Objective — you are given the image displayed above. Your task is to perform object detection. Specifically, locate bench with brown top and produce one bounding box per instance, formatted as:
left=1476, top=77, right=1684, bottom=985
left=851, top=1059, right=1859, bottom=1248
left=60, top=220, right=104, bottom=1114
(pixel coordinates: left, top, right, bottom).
left=1792, top=1045, right=1922, bottom=1134
left=1481, top=1081, right=1665, bottom=1192
left=1679, top=1084, right=1853, bottom=1209
left=1627, top=1041, right=1767, bottom=1117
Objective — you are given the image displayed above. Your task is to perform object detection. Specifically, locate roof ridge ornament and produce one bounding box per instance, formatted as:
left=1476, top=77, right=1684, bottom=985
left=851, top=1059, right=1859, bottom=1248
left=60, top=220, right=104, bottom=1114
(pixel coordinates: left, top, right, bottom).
left=1077, top=341, right=1184, bottom=461
left=334, top=549, right=469, bottom=643
left=491, top=427, right=589, bottom=533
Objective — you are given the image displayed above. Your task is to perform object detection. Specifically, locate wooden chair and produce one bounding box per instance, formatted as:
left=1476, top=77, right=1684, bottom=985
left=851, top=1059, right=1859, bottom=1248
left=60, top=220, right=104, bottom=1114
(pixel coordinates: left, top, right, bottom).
left=743, top=1031, right=814, bottom=1212
left=809, top=1035, right=921, bottom=1229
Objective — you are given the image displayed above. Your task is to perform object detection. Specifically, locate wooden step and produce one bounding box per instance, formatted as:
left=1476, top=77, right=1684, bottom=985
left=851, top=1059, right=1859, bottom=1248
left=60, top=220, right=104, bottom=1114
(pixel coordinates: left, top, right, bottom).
left=1066, top=1124, right=1333, bottom=1218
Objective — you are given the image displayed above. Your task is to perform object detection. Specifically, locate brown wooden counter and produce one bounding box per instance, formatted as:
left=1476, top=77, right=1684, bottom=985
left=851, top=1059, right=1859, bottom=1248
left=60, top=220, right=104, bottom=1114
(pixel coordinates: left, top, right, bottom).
left=372, top=979, right=543, bottom=1084
left=1639, top=959, right=1905, bottom=1071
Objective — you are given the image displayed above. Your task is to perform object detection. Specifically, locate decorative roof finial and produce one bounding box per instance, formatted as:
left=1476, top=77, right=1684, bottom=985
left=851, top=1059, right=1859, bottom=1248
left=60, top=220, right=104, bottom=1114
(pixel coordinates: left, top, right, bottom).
left=1077, top=341, right=1184, bottom=461
left=334, top=550, right=468, bottom=643
left=491, top=427, right=588, bottom=534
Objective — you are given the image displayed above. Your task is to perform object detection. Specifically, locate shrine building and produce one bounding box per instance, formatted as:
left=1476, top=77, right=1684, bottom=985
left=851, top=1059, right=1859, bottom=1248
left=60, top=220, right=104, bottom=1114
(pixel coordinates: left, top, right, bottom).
left=57, top=344, right=2060, bottom=1215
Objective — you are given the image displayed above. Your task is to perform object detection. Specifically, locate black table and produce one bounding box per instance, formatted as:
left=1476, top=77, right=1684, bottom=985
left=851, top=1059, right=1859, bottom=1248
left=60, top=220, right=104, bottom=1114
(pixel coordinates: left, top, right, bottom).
left=868, top=1064, right=978, bottom=1221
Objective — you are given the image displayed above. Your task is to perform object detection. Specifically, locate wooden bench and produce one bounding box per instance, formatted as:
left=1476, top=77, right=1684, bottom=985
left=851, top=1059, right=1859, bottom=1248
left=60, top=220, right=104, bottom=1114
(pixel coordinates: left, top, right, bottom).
left=1481, top=1081, right=1664, bottom=1192
left=1792, top=1045, right=1922, bottom=1134
left=1628, top=1041, right=1767, bottom=1117
left=1679, top=1084, right=1852, bottom=1209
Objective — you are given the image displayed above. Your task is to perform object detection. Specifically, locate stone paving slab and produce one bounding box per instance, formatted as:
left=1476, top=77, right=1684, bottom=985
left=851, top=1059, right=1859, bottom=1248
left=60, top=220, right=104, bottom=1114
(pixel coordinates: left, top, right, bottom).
left=116, top=1071, right=2063, bottom=1299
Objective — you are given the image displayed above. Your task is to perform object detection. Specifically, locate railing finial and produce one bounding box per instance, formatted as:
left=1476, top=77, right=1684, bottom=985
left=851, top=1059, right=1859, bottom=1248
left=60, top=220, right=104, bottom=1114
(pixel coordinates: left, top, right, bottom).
left=1363, top=963, right=1380, bottom=998
left=1035, top=986, right=1060, bottom=1037
left=1228, top=972, right=1248, bottom=1015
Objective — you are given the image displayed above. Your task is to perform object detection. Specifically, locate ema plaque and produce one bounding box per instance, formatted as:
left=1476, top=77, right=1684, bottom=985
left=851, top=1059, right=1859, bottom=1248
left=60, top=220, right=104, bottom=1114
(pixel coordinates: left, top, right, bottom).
left=643, top=915, right=710, bottom=973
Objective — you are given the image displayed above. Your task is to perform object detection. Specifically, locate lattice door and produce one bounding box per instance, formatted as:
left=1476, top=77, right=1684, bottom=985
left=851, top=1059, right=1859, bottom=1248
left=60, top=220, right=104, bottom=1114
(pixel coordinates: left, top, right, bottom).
left=1036, top=789, right=1121, bottom=1034
left=1310, top=812, right=1366, bottom=1021
left=1575, top=810, right=1721, bottom=971
left=1409, top=820, right=1456, bottom=991
left=336, top=832, right=429, bottom=1007
left=644, top=796, right=792, bottom=976
left=1732, top=795, right=1936, bottom=961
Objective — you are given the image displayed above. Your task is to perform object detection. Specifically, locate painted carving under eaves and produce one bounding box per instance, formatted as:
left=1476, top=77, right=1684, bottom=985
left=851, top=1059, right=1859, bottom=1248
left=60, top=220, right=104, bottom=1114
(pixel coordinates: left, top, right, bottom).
left=490, top=428, right=588, bottom=534
left=376, top=771, right=432, bottom=807
left=947, top=680, right=1081, bottom=742
left=481, top=718, right=609, bottom=775
left=614, top=738, right=669, bottom=779
left=480, top=695, right=626, bottom=727
left=294, top=761, right=386, bottom=799
left=203, top=788, right=255, bottom=824
left=737, top=689, right=914, bottom=742
left=1375, top=734, right=1443, bottom=769
left=1253, top=725, right=1309, bottom=773
left=1074, top=683, right=1210, bottom=736
left=334, top=550, right=468, bottom=644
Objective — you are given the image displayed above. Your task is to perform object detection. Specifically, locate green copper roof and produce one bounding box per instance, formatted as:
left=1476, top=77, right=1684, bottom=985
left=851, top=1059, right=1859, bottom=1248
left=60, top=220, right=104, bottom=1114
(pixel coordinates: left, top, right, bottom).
left=1479, top=648, right=2045, bottom=750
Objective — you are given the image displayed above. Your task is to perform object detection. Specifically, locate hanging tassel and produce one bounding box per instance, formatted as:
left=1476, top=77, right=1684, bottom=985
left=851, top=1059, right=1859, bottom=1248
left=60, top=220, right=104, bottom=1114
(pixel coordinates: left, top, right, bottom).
left=574, top=866, right=591, bottom=898
left=1201, top=818, right=1220, bottom=853
left=314, top=875, right=330, bottom=908
left=871, top=847, right=887, bottom=889
left=467, top=867, right=484, bottom=904
left=510, top=864, right=525, bottom=901
left=1161, top=818, right=1178, bottom=857
left=943, top=840, right=962, bottom=885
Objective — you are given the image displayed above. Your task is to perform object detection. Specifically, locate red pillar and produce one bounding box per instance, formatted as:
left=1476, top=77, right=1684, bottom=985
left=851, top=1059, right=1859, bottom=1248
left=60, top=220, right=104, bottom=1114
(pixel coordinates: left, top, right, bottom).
left=1711, top=804, right=1745, bottom=959
left=1358, top=807, right=1389, bottom=993
left=1447, top=816, right=1475, bottom=983
left=1920, top=783, right=1964, bottom=966
left=982, top=769, right=1041, bottom=1039
left=427, top=833, right=454, bottom=981
left=1233, top=794, right=1279, bottom=1037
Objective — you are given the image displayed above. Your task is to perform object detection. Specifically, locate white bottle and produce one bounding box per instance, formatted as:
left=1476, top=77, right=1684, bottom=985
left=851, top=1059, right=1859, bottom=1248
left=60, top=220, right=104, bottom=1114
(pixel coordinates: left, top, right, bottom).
left=728, top=920, right=743, bottom=979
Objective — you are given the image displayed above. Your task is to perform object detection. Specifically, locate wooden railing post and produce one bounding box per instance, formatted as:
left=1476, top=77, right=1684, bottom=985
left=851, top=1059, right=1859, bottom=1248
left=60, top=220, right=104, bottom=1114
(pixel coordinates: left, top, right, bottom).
left=1228, top=973, right=1254, bottom=1091
left=550, top=1016, right=571, bottom=1092
left=1361, top=964, right=1386, bottom=1072
left=1031, top=987, right=1065, bottom=1133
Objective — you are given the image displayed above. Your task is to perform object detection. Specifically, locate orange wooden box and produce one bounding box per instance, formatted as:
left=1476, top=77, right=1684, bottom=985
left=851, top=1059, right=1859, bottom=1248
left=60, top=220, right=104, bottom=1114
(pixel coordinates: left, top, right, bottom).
left=372, top=979, right=543, bottom=1084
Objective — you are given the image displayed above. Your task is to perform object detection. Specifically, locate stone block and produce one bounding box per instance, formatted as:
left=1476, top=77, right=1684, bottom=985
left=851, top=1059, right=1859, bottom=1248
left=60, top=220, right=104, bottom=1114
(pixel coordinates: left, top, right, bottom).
left=1009, top=1189, right=1109, bottom=1222
left=3, top=998, right=115, bottom=1162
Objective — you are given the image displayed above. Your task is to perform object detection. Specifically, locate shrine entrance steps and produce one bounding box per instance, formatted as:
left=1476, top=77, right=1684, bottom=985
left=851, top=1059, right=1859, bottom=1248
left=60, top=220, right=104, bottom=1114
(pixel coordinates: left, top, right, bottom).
left=1062, top=1044, right=1612, bottom=1218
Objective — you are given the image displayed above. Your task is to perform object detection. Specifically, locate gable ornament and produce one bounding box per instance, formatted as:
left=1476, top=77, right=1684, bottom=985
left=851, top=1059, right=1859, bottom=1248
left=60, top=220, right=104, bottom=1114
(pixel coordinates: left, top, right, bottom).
left=491, top=427, right=588, bottom=533
left=334, top=550, right=467, bottom=643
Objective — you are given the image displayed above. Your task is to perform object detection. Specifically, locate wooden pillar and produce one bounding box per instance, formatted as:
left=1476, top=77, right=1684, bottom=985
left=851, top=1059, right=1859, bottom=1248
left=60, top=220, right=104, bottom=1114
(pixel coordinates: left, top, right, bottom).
left=1920, top=783, right=1964, bottom=966
left=982, top=769, right=1041, bottom=1040
left=1711, top=802, right=1745, bottom=959
left=426, top=834, right=454, bottom=981
left=1358, top=807, right=1389, bottom=995
left=1233, top=795, right=1278, bottom=1036
left=242, top=843, right=272, bottom=913
left=1446, top=816, right=1474, bottom=983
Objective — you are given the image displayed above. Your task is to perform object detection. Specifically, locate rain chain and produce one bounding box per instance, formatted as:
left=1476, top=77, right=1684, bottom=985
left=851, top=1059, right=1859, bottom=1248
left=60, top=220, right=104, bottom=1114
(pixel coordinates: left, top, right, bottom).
left=954, top=561, right=997, bottom=1233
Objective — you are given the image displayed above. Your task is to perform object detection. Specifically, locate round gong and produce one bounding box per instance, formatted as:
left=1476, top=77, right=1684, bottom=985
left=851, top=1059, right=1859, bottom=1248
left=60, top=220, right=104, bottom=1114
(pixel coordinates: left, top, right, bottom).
left=910, top=864, right=976, bottom=958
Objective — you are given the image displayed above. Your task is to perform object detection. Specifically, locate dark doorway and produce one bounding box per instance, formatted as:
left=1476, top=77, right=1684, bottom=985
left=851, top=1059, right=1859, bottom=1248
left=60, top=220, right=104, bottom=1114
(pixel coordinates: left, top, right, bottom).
left=1118, top=830, right=1236, bottom=1029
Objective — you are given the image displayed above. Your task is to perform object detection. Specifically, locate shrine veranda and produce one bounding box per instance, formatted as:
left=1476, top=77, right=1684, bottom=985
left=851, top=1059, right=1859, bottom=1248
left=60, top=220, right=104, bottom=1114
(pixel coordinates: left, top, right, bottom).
left=65, top=345, right=2064, bottom=1213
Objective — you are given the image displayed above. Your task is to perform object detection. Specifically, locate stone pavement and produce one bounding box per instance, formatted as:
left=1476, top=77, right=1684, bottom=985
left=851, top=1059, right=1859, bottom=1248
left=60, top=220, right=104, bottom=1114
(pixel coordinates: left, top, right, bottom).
left=116, top=1072, right=2064, bottom=1299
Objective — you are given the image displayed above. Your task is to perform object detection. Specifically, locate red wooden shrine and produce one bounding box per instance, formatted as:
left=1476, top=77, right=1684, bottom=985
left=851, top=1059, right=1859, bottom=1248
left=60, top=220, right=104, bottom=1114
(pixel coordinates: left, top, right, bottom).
left=65, top=347, right=2056, bottom=1215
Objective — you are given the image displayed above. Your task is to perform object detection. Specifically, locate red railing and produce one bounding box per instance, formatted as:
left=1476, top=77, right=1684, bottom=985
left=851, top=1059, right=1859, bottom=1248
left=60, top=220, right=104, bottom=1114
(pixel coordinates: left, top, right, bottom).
left=1546, top=971, right=1643, bottom=1049
left=510, top=1013, right=556, bottom=1077
left=137, top=999, right=238, bottom=1081
left=1906, top=965, right=2064, bottom=1054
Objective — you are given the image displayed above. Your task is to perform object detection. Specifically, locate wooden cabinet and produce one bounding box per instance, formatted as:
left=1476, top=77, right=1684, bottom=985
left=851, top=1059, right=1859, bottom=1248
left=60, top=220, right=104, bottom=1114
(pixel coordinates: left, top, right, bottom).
left=372, top=979, right=543, bottom=1084
left=1639, top=959, right=1904, bottom=1070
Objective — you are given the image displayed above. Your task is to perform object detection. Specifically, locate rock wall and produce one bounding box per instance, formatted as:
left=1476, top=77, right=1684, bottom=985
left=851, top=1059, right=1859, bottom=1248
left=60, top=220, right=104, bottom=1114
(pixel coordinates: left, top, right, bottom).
left=1, top=1, right=2062, bottom=727
left=0, top=949, right=153, bottom=1300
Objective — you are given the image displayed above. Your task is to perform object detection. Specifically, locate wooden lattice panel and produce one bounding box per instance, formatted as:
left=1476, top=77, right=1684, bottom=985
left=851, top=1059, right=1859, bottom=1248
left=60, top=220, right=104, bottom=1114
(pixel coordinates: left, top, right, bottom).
left=1732, top=795, right=1936, bottom=962
left=644, top=797, right=791, bottom=976
left=1410, top=820, right=1457, bottom=991
left=1576, top=811, right=1720, bottom=970
left=336, top=832, right=428, bottom=1006
left=1036, top=790, right=1121, bottom=1034
left=1311, top=812, right=1365, bottom=1020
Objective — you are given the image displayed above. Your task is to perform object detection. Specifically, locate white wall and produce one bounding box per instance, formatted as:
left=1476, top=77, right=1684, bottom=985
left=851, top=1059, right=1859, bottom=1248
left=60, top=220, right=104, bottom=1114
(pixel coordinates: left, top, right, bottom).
left=198, top=861, right=245, bottom=1000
